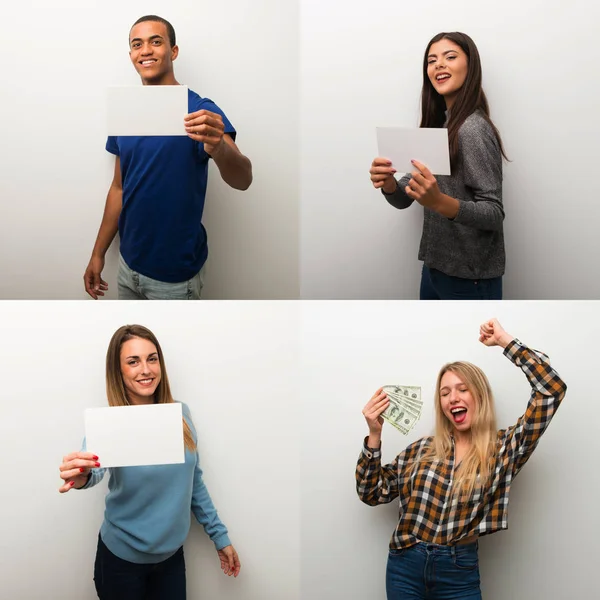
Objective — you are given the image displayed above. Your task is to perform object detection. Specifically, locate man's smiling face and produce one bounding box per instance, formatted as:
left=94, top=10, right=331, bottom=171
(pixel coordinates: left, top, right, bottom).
left=128, top=20, right=178, bottom=84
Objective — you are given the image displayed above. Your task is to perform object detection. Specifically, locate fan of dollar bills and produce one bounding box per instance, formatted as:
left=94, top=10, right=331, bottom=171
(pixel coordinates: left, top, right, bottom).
left=381, top=385, right=422, bottom=435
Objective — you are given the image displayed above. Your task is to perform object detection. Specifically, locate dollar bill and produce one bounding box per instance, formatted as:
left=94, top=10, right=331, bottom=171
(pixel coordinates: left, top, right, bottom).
left=388, top=396, right=422, bottom=414
left=383, top=385, right=422, bottom=415
left=381, top=386, right=422, bottom=434
left=383, top=385, right=422, bottom=403
left=382, top=404, right=418, bottom=434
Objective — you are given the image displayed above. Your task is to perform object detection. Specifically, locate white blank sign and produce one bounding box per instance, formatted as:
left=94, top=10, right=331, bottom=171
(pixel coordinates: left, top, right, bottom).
left=84, top=403, right=185, bottom=468
left=376, top=127, right=451, bottom=175
left=107, top=85, right=188, bottom=136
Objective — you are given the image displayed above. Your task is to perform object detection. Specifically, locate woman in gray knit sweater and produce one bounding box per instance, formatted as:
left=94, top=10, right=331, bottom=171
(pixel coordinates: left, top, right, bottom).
left=370, top=32, right=509, bottom=300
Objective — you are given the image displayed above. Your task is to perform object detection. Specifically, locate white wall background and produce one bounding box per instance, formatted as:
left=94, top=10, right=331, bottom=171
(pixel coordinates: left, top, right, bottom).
left=300, top=0, right=600, bottom=299
left=0, top=302, right=300, bottom=599
left=0, top=0, right=298, bottom=299
left=300, top=301, right=599, bottom=599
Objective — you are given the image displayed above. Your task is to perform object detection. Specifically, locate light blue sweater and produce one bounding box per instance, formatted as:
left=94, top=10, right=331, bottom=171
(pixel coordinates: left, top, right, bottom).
left=80, top=401, right=230, bottom=564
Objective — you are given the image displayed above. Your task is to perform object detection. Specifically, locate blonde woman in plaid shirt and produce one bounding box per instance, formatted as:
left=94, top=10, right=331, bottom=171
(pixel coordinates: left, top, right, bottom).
left=357, top=318, right=567, bottom=600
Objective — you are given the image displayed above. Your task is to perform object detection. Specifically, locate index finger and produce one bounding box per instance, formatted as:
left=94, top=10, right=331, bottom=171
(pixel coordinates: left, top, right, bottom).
left=373, top=157, right=393, bottom=166
left=410, top=159, right=431, bottom=176
left=185, top=109, right=222, bottom=122
left=366, top=388, right=387, bottom=407
left=184, top=110, right=203, bottom=120
left=369, top=387, right=386, bottom=402
left=63, top=451, right=99, bottom=462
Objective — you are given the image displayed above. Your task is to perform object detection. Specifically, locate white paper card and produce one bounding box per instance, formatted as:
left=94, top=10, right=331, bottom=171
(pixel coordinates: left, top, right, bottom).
left=376, top=127, right=451, bottom=175
left=84, top=403, right=185, bottom=468
left=107, top=85, right=188, bottom=136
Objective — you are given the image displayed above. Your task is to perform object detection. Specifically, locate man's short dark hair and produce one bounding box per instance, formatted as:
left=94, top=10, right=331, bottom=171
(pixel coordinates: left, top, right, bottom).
left=131, top=15, right=176, bottom=48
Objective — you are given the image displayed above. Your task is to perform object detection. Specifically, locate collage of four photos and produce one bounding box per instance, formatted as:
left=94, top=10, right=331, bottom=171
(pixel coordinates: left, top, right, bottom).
left=1, top=1, right=597, bottom=599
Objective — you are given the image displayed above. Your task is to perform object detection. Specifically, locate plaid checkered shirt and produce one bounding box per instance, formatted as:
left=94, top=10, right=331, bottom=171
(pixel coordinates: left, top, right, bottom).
left=355, top=339, right=567, bottom=548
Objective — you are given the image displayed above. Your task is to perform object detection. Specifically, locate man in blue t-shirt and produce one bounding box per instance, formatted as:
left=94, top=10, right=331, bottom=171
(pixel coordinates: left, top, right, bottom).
left=84, top=15, right=253, bottom=300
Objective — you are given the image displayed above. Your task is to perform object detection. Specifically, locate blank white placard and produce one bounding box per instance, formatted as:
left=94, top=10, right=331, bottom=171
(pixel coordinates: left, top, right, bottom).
left=84, top=403, right=185, bottom=467
left=376, top=127, right=451, bottom=175
left=107, top=85, right=188, bottom=136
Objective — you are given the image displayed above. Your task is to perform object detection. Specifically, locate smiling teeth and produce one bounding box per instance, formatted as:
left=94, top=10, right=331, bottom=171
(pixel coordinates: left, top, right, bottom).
left=451, top=408, right=466, bottom=413
left=437, top=75, right=450, bottom=80
left=138, top=379, right=152, bottom=384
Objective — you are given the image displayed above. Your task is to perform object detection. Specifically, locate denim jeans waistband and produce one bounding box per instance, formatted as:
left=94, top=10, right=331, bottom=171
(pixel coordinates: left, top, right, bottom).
left=409, top=540, right=479, bottom=557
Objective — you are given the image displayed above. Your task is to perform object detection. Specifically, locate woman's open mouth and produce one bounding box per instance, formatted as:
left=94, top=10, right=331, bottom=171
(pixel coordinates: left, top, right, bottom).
left=451, top=407, right=467, bottom=424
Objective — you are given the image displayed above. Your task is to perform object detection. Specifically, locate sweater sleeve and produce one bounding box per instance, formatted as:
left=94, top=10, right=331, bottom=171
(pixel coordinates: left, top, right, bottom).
left=501, top=340, right=567, bottom=478
left=182, top=403, right=231, bottom=550
left=382, top=173, right=414, bottom=210
left=191, top=452, right=231, bottom=550
left=77, top=437, right=107, bottom=490
left=452, top=118, right=504, bottom=231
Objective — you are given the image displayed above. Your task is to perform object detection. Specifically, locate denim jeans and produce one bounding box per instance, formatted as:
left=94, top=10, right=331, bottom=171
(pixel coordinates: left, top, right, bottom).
left=420, top=265, right=502, bottom=300
left=93, top=534, right=186, bottom=600
left=386, top=541, right=482, bottom=600
left=117, top=254, right=205, bottom=300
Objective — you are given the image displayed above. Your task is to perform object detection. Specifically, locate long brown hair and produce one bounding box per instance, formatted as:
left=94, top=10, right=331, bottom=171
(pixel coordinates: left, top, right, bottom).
left=420, top=32, right=509, bottom=171
left=106, top=324, right=196, bottom=452
left=414, top=361, right=498, bottom=502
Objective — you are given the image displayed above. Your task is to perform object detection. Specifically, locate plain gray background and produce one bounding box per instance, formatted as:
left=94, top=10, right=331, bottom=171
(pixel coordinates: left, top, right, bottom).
left=300, top=0, right=599, bottom=299
left=0, top=0, right=299, bottom=299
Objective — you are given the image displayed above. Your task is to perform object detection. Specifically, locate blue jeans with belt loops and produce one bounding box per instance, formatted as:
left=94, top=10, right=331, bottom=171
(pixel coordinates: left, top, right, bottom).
left=386, top=541, right=482, bottom=600
left=117, top=254, right=205, bottom=300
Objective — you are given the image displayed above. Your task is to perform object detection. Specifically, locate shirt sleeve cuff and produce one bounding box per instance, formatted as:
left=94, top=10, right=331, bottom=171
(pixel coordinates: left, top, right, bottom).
left=503, top=338, right=523, bottom=360
left=78, top=467, right=104, bottom=489
left=381, top=182, right=399, bottom=196
left=213, top=532, right=232, bottom=551
left=77, top=474, right=94, bottom=490
left=362, top=436, right=382, bottom=460
left=452, top=197, right=480, bottom=224
left=79, top=476, right=93, bottom=490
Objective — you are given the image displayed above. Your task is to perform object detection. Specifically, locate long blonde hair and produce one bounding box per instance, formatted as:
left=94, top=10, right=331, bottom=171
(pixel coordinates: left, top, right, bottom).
left=106, top=324, right=196, bottom=452
left=416, top=361, right=498, bottom=501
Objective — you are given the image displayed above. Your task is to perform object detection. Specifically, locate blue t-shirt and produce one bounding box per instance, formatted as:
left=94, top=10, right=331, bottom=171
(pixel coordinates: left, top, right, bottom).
left=80, top=402, right=230, bottom=564
left=107, top=88, right=236, bottom=283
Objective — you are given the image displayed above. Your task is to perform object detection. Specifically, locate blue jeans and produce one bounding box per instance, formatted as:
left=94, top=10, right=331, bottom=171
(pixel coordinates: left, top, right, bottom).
left=117, top=254, right=205, bottom=300
left=386, top=542, right=482, bottom=600
left=93, top=534, right=186, bottom=600
left=420, top=265, right=502, bottom=300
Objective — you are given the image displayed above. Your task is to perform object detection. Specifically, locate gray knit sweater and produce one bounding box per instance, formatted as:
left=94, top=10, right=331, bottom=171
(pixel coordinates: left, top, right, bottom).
left=383, top=110, right=505, bottom=279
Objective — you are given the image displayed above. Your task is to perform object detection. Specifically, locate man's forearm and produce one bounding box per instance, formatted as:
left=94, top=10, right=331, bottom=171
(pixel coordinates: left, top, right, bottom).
left=92, top=185, right=122, bottom=258
left=210, top=142, right=252, bottom=191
